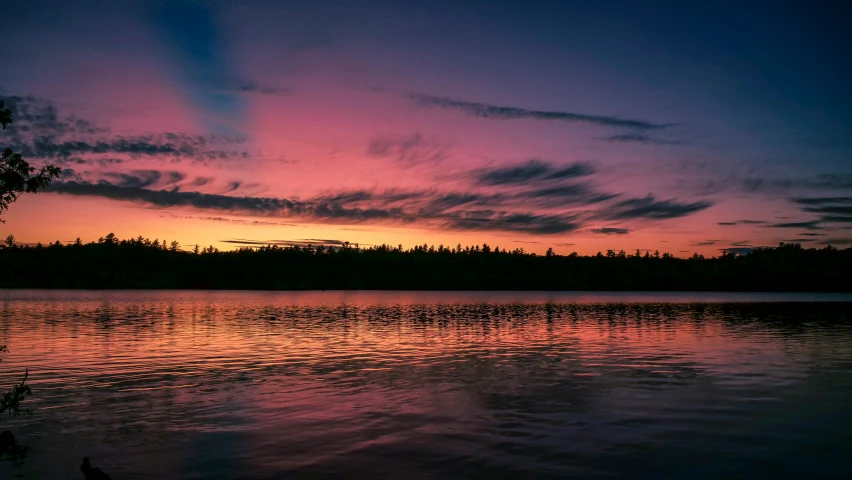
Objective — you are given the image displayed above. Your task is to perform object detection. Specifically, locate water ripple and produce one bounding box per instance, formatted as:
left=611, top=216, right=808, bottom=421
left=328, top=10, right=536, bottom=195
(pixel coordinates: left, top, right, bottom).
left=0, top=290, right=851, bottom=479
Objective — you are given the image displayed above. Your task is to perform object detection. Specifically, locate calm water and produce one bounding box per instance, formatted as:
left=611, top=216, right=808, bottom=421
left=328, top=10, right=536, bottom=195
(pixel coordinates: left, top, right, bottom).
left=1, top=290, right=851, bottom=479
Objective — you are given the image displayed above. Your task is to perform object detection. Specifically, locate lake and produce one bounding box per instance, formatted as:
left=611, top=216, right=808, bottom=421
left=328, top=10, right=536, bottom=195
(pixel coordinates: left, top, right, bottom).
left=1, top=290, right=851, bottom=479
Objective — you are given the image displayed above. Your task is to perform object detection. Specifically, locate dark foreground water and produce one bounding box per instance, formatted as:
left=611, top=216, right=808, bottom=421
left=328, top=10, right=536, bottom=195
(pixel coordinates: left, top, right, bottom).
left=1, top=291, right=851, bottom=479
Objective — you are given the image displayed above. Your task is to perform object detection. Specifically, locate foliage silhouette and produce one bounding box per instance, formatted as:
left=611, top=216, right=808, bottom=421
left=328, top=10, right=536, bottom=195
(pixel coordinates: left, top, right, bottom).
left=0, top=345, right=32, bottom=463
left=1, top=101, right=53, bottom=461
left=81, top=457, right=112, bottom=480
left=0, top=346, right=31, bottom=417
left=0, top=99, right=62, bottom=222
left=1, top=235, right=850, bottom=291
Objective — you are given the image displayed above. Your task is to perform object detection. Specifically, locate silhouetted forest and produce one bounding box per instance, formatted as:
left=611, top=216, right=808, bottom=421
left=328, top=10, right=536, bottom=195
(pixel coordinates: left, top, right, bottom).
left=1, top=234, right=850, bottom=291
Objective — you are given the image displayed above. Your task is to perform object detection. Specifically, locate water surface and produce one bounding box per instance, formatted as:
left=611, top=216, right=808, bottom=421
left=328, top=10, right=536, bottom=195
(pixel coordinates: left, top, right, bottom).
left=1, top=290, right=851, bottom=479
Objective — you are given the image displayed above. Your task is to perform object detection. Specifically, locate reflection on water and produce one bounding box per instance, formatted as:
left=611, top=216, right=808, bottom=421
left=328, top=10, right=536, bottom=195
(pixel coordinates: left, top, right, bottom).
left=0, top=290, right=851, bottom=479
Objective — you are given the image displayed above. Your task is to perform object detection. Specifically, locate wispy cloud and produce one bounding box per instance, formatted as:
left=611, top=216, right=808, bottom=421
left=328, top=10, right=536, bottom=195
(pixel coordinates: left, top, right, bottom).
left=791, top=196, right=852, bottom=206
left=520, top=185, right=618, bottom=208
left=221, top=238, right=352, bottom=248
left=189, top=177, right=214, bottom=187
left=237, top=82, right=291, bottom=95
left=48, top=177, right=585, bottom=235
left=717, top=219, right=767, bottom=226
left=743, top=175, right=852, bottom=194
left=367, top=133, right=450, bottom=165
left=46, top=159, right=717, bottom=235
left=104, top=169, right=185, bottom=188
left=591, top=227, right=630, bottom=235
left=0, top=94, right=104, bottom=138
left=159, top=213, right=298, bottom=227
left=780, top=197, right=852, bottom=229
left=475, top=159, right=595, bottom=186
left=54, top=157, right=127, bottom=167
left=220, top=181, right=265, bottom=195
left=9, top=134, right=247, bottom=163
left=421, top=192, right=506, bottom=211
left=794, top=197, right=852, bottom=216
left=444, top=211, right=583, bottom=234
left=1, top=94, right=249, bottom=165
left=678, top=173, right=852, bottom=198
left=766, top=220, right=823, bottom=230
left=603, top=195, right=713, bottom=220
left=476, top=160, right=550, bottom=185
left=604, top=133, right=681, bottom=145
left=407, top=93, right=670, bottom=130
left=820, top=216, right=852, bottom=224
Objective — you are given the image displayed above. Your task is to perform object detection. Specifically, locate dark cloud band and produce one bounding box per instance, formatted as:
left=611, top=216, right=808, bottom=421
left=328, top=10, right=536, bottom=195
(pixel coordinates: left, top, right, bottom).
left=604, top=195, right=713, bottom=220
left=475, top=159, right=596, bottom=186
left=407, top=93, right=670, bottom=130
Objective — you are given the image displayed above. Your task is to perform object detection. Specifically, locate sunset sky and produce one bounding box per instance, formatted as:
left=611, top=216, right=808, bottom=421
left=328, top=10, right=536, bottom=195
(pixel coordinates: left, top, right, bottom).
left=2, top=0, right=851, bottom=255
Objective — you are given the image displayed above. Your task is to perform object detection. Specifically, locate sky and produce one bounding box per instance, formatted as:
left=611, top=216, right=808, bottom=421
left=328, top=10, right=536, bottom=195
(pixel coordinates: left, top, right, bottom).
left=1, top=0, right=851, bottom=255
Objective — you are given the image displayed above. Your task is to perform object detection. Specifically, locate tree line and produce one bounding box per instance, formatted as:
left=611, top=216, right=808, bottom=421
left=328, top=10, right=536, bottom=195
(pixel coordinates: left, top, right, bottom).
left=1, top=233, right=850, bottom=291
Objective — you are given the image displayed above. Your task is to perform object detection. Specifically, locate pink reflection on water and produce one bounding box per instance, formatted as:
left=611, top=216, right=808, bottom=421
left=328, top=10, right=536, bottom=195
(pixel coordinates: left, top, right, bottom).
left=0, top=291, right=850, bottom=478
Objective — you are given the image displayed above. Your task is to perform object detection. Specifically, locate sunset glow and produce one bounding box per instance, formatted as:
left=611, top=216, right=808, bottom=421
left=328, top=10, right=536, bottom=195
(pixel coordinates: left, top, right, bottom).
left=2, top=1, right=850, bottom=255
